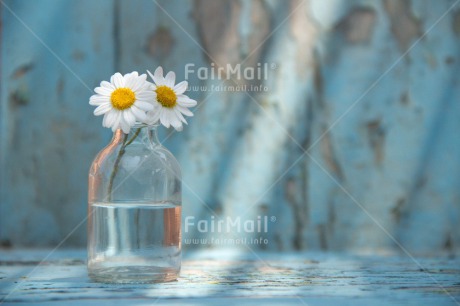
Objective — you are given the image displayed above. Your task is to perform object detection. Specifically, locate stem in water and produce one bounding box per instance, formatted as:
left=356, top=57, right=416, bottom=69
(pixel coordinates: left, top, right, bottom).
left=107, top=128, right=141, bottom=201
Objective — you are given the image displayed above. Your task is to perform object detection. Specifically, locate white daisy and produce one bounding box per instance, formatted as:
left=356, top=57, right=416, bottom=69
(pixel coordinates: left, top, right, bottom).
left=146, top=67, right=197, bottom=131
left=89, top=72, right=155, bottom=133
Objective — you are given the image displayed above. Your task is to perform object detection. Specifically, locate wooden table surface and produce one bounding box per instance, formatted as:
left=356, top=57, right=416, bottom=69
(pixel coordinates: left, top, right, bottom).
left=0, top=249, right=459, bottom=305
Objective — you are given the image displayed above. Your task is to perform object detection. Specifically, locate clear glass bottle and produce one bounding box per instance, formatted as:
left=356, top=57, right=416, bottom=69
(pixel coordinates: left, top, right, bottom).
left=88, top=124, right=181, bottom=283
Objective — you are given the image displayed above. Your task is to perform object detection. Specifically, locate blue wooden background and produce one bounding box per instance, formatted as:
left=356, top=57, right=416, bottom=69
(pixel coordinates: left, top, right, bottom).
left=1, top=0, right=460, bottom=254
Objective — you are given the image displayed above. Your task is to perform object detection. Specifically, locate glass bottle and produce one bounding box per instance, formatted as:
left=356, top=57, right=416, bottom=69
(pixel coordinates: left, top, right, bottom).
left=88, top=124, right=181, bottom=283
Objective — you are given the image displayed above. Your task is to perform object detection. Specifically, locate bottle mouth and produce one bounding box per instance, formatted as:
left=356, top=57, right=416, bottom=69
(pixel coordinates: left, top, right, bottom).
left=132, top=122, right=159, bottom=128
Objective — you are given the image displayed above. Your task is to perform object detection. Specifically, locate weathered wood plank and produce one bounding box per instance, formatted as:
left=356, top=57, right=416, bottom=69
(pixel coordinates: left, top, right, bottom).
left=0, top=250, right=459, bottom=305
left=1, top=0, right=459, bottom=255
left=0, top=0, right=115, bottom=246
left=286, top=0, right=460, bottom=253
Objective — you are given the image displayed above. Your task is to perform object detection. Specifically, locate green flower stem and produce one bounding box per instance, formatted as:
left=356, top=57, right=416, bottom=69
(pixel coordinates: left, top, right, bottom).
left=125, top=128, right=141, bottom=146
left=107, top=128, right=141, bottom=202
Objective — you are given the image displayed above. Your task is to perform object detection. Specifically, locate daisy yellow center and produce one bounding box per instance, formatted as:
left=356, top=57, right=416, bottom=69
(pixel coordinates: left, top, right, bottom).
left=156, top=85, right=177, bottom=108
left=110, top=88, right=136, bottom=110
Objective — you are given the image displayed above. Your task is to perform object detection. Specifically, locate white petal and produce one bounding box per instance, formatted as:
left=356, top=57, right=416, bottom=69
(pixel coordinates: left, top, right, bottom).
left=102, top=111, right=109, bottom=127
left=161, top=108, right=181, bottom=130
left=123, top=72, right=134, bottom=88
left=100, top=81, right=115, bottom=90
left=125, top=71, right=138, bottom=79
left=136, top=91, right=155, bottom=100
left=135, top=100, right=154, bottom=111
left=111, top=111, right=122, bottom=132
left=176, top=105, right=193, bottom=117
left=124, top=71, right=140, bottom=89
left=177, top=95, right=197, bottom=107
left=111, top=72, right=125, bottom=88
left=95, top=87, right=112, bottom=96
left=104, top=110, right=116, bottom=128
left=174, top=81, right=188, bottom=95
left=146, top=109, right=161, bottom=125
left=89, top=94, right=109, bottom=106
left=159, top=109, right=170, bottom=128
left=131, top=105, right=148, bottom=122
left=154, top=66, right=163, bottom=78
left=169, top=112, right=183, bottom=131
left=155, top=78, right=165, bottom=86
left=147, top=70, right=155, bottom=83
left=120, top=117, right=130, bottom=134
left=93, top=103, right=112, bottom=116
left=123, top=110, right=136, bottom=126
left=131, top=74, right=148, bottom=92
left=154, top=67, right=165, bottom=85
left=137, top=82, right=154, bottom=92
left=148, top=67, right=165, bottom=86
left=102, top=113, right=109, bottom=127
left=174, top=107, right=188, bottom=124
left=165, top=71, right=175, bottom=87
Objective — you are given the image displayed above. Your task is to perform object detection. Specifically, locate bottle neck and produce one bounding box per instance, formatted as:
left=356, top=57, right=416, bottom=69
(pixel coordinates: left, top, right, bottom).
left=112, top=125, right=160, bottom=147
